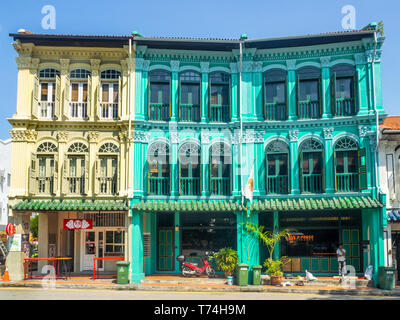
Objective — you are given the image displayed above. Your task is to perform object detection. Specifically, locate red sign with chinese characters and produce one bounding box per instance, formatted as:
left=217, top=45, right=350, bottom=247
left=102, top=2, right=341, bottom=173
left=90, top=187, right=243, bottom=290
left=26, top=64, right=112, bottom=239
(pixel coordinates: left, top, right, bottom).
left=63, top=219, right=93, bottom=230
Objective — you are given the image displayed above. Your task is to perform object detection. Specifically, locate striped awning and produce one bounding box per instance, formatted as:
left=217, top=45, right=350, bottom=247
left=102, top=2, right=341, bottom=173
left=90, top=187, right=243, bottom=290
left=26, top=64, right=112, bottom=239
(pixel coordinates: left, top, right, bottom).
left=132, top=196, right=383, bottom=213
left=12, top=199, right=129, bottom=211
left=387, top=210, right=400, bottom=222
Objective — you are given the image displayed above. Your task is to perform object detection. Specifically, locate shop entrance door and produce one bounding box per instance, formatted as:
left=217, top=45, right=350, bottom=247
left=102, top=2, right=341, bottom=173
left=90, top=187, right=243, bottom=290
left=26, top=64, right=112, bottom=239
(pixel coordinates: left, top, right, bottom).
left=342, top=229, right=361, bottom=272
left=81, top=230, right=104, bottom=272
left=158, top=229, right=174, bottom=271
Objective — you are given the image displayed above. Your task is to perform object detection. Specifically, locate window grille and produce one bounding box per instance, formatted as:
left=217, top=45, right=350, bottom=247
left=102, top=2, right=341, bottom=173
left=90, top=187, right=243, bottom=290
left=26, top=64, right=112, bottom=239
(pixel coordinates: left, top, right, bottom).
left=100, top=69, right=121, bottom=80
left=39, top=68, right=60, bottom=79
left=266, top=140, right=289, bottom=153
left=300, top=139, right=323, bottom=152
left=68, top=142, right=89, bottom=153
left=149, top=70, right=171, bottom=82
left=334, top=137, right=358, bottom=151
left=70, top=69, right=91, bottom=79
left=179, top=143, right=200, bottom=164
left=180, top=71, right=201, bottom=82
left=37, top=142, right=58, bottom=153
left=210, top=72, right=230, bottom=83
left=143, top=233, right=151, bottom=257
left=82, top=212, right=126, bottom=227
left=98, top=142, right=119, bottom=153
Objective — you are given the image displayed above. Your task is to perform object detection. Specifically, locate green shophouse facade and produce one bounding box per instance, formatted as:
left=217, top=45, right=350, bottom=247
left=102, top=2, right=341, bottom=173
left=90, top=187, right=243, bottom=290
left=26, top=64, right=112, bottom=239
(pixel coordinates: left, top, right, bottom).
left=129, top=25, right=387, bottom=285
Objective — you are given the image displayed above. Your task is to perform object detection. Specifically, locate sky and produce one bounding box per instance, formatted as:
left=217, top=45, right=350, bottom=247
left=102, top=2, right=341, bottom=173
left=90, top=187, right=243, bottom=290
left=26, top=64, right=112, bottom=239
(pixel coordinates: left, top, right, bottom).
left=0, top=0, right=399, bottom=140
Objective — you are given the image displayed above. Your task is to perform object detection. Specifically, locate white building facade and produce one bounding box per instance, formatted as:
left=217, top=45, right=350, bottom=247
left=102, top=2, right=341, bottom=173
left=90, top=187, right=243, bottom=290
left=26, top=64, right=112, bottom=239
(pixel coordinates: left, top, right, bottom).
left=0, top=139, right=11, bottom=229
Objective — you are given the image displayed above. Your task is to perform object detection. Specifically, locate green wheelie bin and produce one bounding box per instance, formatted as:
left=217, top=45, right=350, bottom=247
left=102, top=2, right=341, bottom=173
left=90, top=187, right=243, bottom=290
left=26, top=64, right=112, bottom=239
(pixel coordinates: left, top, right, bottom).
left=378, top=266, right=396, bottom=290
left=116, top=261, right=130, bottom=285
left=236, top=263, right=249, bottom=286
left=252, top=265, right=262, bottom=285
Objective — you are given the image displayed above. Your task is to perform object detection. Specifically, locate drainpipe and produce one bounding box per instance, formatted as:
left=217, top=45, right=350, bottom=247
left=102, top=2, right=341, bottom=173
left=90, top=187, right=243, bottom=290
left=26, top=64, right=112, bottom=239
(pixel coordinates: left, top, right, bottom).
left=128, top=38, right=133, bottom=198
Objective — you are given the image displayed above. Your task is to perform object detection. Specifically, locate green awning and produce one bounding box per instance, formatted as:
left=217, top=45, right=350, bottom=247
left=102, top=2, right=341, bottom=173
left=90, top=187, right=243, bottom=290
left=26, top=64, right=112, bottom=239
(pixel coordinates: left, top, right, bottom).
left=12, top=199, right=129, bottom=211
left=132, top=196, right=383, bottom=213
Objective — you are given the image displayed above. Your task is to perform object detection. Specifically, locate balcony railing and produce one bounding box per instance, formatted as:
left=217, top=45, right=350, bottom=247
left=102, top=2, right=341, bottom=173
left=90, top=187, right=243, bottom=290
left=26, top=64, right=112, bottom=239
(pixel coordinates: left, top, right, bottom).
left=180, top=177, right=201, bottom=195
left=298, top=100, right=320, bottom=119
left=149, top=176, right=170, bottom=195
left=70, top=102, right=88, bottom=119
left=179, top=104, right=200, bottom=122
left=99, top=103, right=118, bottom=120
left=210, top=104, right=230, bottom=122
left=38, top=102, right=54, bottom=119
left=149, top=103, right=169, bottom=121
left=335, top=98, right=355, bottom=117
left=37, top=176, right=54, bottom=194
left=301, top=173, right=323, bottom=193
left=67, top=176, right=85, bottom=194
left=267, top=175, right=289, bottom=194
left=336, top=172, right=358, bottom=192
left=98, top=177, right=118, bottom=195
left=265, top=102, right=286, bottom=121
left=210, top=177, right=230, bottom=196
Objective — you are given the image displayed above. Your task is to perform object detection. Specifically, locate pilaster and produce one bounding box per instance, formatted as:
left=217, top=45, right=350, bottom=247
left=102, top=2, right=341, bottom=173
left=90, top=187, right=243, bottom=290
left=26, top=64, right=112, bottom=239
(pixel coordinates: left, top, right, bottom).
left=170, top=61, right=180, bottom=122
left=230, top=63, right=239, bottom=122
left=286, top=60, right=297, bottom=121
left=289, top=129, right=300, bottom=194
left=90, top=59, right=101, bottom=120
left=323, top=127, right=335, bottom=193
left=320, top=57, right=332, bottom=119
left=201, top=130, right=210, bottom=197
left=200, top=62, right=209, bottom=123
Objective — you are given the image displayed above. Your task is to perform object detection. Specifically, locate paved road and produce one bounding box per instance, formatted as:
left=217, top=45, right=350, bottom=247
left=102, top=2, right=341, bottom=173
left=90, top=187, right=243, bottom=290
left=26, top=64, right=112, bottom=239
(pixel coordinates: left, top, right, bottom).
left=0, top=287, right=399, bottom=300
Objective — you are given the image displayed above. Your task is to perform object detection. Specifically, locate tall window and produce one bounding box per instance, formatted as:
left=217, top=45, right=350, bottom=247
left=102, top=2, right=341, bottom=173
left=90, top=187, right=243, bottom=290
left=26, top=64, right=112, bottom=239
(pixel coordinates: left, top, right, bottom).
left=36, top=142, right=58, bottom=194
left=179, top=143, right=200, bottom=195
left=149, top=70, right=170, bottom=121
left=331, top=64, right=356, bottom=117
left=100, top=69, right=120, bottom=120
left=210, top=72, right=230, bottom=122
left=297, top=67, right=321, bottom=119
left=265, top=141, right=289, bottom=194
left=148, top=142, right=170, bottom=195
left=70, top=69, right=91, bottom=119
left=38, top=68, right=60, bottom=119
left=97, top=143, right=119, bottom=195
left=334, top=137, right=359, bottom=192
left=180, top=71, right=201, bottom=122
left=264, top=69, right=286, bottom=121
left=66, top=142, right=89, bottom=194
left=210, top=143, right=231, bottom=196
left=300, top=138, right=323, bottom=193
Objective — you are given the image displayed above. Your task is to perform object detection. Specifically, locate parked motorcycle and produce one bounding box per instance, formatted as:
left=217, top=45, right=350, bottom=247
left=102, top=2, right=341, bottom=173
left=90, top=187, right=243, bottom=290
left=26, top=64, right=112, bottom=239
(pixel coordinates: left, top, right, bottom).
left=176, top=252, right=216, bottom=278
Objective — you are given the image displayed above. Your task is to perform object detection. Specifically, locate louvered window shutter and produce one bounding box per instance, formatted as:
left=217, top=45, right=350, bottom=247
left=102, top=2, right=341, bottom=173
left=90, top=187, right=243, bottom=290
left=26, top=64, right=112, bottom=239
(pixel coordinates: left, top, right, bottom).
left=358, top=148, right=368, bottom=190
left=32, top=76, right=39, bottom=118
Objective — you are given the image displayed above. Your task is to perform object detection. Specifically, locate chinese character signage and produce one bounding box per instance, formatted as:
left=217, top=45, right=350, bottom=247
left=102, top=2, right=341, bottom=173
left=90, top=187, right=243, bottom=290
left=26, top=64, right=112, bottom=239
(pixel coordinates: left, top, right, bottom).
left=63, top=219, right=93, bottom=230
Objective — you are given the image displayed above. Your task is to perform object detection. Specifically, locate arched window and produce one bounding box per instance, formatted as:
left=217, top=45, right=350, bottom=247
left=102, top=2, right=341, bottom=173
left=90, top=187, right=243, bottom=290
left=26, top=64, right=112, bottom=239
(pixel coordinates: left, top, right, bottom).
left=334, top=137, right=359, bottom=192
left=265, top=140, right=289, bottom=194
left=66, top=142, right=89, bottom=194
left=264, top=69, right=287, bottom=121
left=331, top=64, right=356, bottom=117
left=36, top=142, right=58, bottom=194
left=297, top=66, right=321, bottom=119
left=97, top=142, right=119, bottom=195
left=210, top=143, right=231, bottom=196
left=300, top=138, right=323, bottom=193
left=210, top=72, right=230, bottom=122
left=148, top=142, right=170, bottom=195
left=38, top=68, right=60, bottom=119
left=149, top=70, right=171, bottom=121
left=179, top=143, right=201, bottom=195
left=180, top=71, right=201, bottom=122
left=100, top=69, right=121, bottom=120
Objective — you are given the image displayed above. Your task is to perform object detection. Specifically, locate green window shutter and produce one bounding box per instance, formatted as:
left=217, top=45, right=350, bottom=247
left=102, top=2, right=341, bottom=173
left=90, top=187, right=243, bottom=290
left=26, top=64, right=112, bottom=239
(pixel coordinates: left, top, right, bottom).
left=358, top=148, right=367, bottom=190
left=331, top=72, right=336, bottom=116
left=334, top=151, right=338, bottom=191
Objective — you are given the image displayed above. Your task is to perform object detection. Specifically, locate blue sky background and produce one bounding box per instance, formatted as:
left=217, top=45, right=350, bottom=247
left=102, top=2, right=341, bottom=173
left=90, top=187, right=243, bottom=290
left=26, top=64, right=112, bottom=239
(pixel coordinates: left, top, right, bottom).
left=0, top=0, right=399, bottom=140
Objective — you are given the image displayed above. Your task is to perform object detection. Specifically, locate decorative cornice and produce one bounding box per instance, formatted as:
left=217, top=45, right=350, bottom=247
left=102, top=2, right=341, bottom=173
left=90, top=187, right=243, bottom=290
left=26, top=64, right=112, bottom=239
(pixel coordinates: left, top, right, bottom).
left=323, top=127, right=334, bottom=140
left=56, top=131, right=69, bottom=143
left=15, top=57, right=33, bottom=70
left=12, top=42, right=34, bottom=57
left=9, top=129, right=37, bottom=142
left=87, top=131, right=99, bottom=143
left=289, top=129, right=299, bottom=142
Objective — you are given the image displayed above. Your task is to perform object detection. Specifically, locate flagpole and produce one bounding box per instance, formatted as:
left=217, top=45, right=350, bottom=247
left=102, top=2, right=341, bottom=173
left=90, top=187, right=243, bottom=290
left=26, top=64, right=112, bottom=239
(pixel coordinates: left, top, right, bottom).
left=239, top=37, right=244, bottom=205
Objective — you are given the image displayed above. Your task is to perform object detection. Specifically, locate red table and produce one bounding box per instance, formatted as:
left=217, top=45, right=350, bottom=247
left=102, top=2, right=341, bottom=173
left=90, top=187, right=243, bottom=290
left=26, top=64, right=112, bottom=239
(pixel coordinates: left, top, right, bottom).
left=24, top=257, right=72, bottom=280
left=93, top=256, right=124, bottom=280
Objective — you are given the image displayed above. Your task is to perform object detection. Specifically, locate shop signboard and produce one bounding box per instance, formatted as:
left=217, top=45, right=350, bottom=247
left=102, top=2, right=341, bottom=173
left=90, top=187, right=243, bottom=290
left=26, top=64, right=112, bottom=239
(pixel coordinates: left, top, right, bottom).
left=63, top=219, right=93, bottom=230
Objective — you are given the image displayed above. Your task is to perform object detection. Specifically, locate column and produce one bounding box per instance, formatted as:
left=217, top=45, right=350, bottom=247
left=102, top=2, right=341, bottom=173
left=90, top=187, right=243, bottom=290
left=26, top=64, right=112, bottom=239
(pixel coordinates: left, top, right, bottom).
left=320, top=57, right=332, bottom=119
left=38, top=212, right=49, bottom=274
left=286, top=60, right=298, bottom=121
left=132, top=130, right=147, bottom=197
left=230, top=63, right=239, bottom=122
left=57, top=131, right=68, bottom=196
left=359, top=126, right=374, bottom=193
left=170, top=127, right=179, bottom=197
left=273, top=211, right=280, bottom=261
left=174, top=212, right=180, bottom=273
left=289, top=130, right=300, bottom=194
left=120, top=59, right=129, bottom=120
left=252, top=62, right=264, bottom=121
left=231, top=131, right=240, bottom=197
left=118, top=132, right=127, bottom=195
left=87, top=131, right=99, bottom=196
left=90, top=59, right=101, bottom=120
left=134, top=58, right=145, bottom=120
left=60, top=59, right=70, bottom=120
left=241, top=61, right=254, bottom=121
left=131, top=211, right=145, bottom=283
left=253, top=132, right=266, bottom=197
left=237, top=211, right=260, bottom=268
left=354, top=53, right=368, bottom=115
left=15, top=55, right=37, bottom=118
left=323, top=127, right=335, bottom=193
left=170, top=61, right=180, bottom=122
left=200, top=62, right=209, bottom=123
left=201, top=130, right=210, bottom=197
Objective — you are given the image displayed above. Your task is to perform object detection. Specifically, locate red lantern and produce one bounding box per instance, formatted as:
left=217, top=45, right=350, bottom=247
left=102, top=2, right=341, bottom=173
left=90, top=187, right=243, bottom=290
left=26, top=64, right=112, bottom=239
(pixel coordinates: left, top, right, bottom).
left=6, top=223, right=16, bottom=236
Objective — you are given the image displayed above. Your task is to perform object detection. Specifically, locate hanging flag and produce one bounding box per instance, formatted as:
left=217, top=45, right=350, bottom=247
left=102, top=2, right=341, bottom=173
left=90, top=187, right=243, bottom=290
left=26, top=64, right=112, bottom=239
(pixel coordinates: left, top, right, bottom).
left=244, top=162, right=254, bottom=203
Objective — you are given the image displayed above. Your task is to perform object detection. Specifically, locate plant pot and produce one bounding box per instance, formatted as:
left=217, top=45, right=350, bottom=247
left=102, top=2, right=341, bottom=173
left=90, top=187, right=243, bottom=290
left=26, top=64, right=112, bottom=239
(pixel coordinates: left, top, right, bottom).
left=224, top=271, right=232, bottom=278
left=270, top=276, right=282, bottom=286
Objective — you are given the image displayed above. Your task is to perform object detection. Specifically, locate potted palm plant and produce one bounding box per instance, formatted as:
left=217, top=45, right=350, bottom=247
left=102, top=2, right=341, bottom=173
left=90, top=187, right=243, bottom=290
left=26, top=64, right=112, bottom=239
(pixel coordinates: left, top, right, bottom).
left=243, top=223, right=291, bottom=286
left=212, top=247, right=238, bottom=278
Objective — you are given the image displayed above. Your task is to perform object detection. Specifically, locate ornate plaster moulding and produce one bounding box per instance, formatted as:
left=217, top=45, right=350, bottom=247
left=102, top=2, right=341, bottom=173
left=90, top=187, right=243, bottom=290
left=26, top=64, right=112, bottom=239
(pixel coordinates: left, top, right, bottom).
left=254, top=41, right=365, bottom=62
left=32, top=46, right=128, bottom=61
left=144, top=48, right=235, bottom=64
left=12, top=42, right=35, bottom=57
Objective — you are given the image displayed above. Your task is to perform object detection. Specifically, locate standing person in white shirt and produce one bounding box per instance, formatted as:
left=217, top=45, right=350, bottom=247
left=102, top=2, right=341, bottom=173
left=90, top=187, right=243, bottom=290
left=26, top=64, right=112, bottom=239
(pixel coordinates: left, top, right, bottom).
left=336, top=243, right=346, bottom=276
